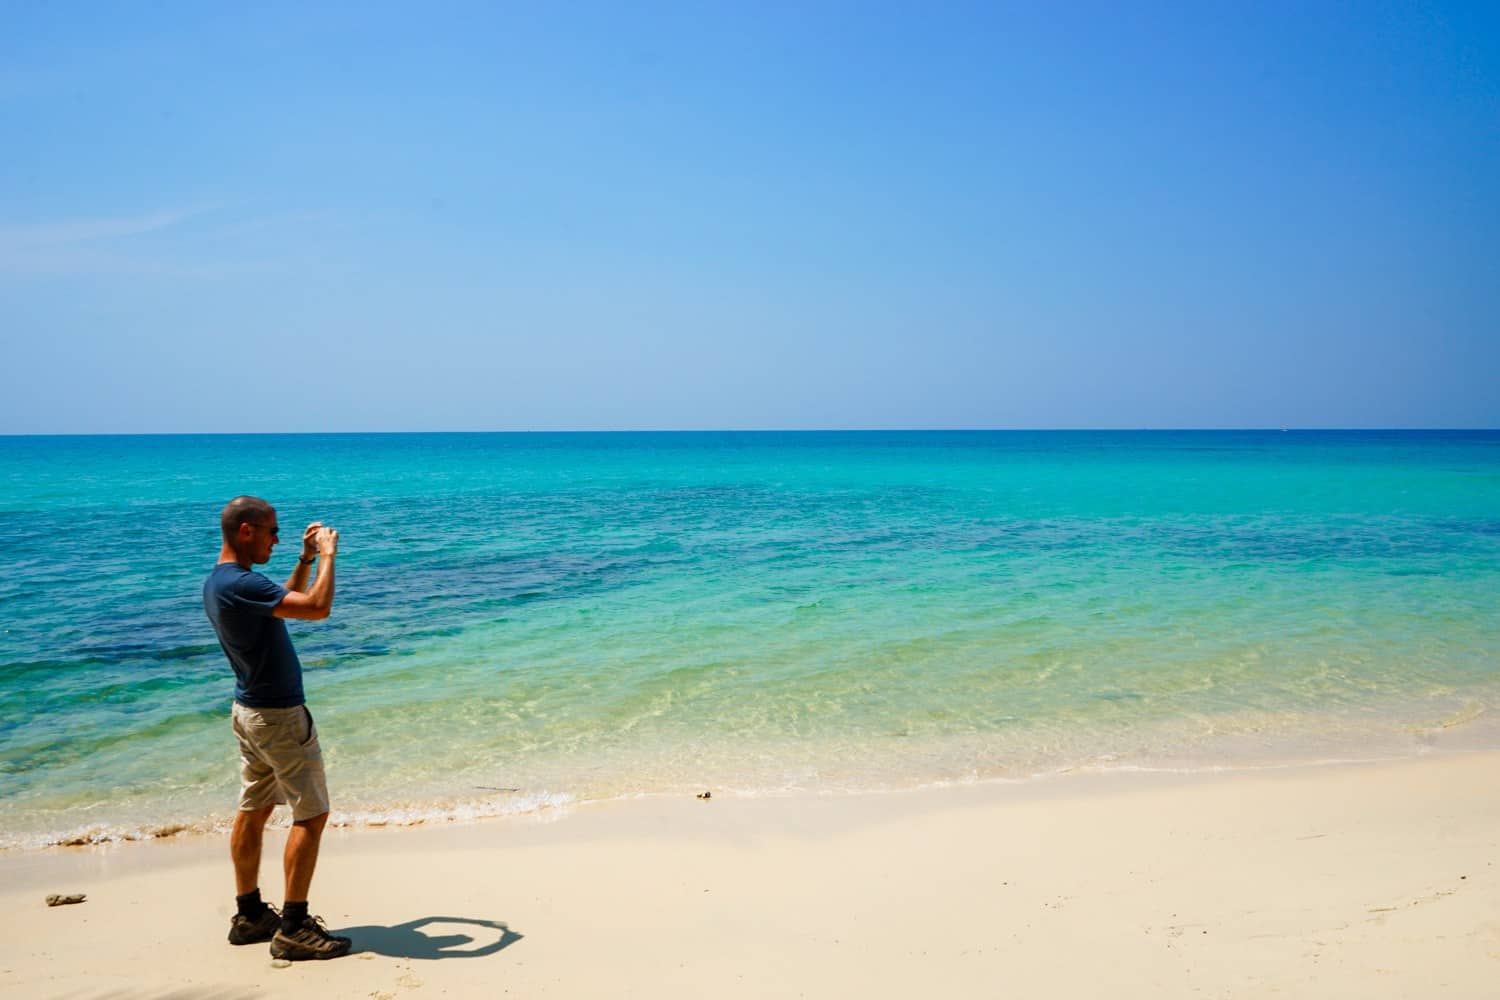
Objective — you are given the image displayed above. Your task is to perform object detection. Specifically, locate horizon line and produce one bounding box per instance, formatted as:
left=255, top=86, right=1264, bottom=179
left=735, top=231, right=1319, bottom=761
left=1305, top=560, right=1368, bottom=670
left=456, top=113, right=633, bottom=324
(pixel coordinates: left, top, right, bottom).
left=3, top=427, right=1498, bottom=438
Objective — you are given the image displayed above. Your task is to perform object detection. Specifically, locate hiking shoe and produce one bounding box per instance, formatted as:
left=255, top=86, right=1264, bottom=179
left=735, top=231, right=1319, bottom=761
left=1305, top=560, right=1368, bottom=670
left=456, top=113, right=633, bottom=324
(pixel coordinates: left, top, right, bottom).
left=269, top=914, right=353, bottom=961
left=228, top=905, right=281, bottom=945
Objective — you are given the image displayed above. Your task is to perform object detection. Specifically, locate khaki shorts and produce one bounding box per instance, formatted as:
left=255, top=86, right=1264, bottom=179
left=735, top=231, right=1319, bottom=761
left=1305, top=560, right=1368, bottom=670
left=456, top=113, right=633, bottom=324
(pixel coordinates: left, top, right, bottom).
left=232, top=702, right=330, bottom=822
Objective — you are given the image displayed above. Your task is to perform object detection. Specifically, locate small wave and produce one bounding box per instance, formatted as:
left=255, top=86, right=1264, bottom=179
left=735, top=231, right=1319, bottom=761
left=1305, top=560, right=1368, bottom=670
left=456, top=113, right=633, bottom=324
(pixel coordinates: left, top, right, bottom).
left=329, top=790, right=576, bottom=829
left=21, top=819, right=214, bottom=851
left=4, top=790, right=579, bottom=852
left=1406, top=700, right=1486, bottom=737
left=1041, top=754, right=1417, bottom=778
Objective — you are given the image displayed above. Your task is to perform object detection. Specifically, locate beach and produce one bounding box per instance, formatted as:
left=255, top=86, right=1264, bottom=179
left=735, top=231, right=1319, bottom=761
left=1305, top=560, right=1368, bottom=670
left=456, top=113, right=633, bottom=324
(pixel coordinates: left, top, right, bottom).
left=2, top=431, right=1497, bottom=995
left=7, top=0, right=1497, bottom=990
left=4, top=750, right=1497, bottom=998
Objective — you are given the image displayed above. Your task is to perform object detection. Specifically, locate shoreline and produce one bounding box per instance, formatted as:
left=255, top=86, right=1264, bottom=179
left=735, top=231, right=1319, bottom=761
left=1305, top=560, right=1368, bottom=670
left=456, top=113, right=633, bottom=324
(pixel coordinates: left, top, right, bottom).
left=7, top=725, right=1497, bottom=855
left=5, top=750, right=1499, bottom=997
left=16, top=694, right=1500, bottom=839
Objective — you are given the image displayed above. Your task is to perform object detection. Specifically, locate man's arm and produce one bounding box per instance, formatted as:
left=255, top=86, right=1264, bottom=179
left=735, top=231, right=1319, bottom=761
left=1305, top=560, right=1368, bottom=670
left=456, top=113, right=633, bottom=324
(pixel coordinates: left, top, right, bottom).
left=283, top=522, right=323, bottom=593
left=276, top=526, right=338, bottom=621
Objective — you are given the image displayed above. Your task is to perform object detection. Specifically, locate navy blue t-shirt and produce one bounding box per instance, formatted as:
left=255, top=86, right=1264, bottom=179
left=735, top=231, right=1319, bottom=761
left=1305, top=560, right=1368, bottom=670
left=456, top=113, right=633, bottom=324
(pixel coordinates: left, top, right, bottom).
left=203, top=562, right=305, bottom=708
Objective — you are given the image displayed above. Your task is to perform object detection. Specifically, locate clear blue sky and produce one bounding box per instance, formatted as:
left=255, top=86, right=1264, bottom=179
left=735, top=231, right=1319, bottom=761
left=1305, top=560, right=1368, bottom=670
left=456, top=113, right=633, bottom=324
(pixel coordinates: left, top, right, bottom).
left=2, top=1, right=1496, bottom=432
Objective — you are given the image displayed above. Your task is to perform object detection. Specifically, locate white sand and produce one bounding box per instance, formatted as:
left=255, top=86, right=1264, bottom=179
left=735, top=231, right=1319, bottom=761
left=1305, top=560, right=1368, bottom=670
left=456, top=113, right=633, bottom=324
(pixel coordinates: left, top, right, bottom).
left=3, top=752, right=1498, bottom=998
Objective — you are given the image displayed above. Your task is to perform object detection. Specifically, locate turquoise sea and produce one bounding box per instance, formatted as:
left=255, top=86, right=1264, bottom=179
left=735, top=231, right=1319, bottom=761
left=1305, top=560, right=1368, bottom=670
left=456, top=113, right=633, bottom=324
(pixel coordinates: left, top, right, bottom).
left=2, top=430, right=1498, bottom=849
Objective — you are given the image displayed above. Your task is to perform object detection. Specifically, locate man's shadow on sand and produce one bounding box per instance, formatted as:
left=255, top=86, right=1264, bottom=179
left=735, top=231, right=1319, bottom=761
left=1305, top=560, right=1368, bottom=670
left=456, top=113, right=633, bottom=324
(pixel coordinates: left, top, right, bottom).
left=336, top=916, right=523, bottom=960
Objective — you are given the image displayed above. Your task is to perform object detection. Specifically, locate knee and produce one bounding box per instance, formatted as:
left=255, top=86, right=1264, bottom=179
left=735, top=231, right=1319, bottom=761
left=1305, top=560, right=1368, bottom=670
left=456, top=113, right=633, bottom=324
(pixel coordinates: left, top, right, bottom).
left=234, top=806, right=275, bottom=833
left=293, top=811, right=329, bottom=834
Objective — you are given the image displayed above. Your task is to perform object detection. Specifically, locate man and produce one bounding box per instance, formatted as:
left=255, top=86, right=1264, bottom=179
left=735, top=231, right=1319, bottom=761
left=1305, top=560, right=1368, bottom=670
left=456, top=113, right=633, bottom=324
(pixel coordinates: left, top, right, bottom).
left=204, top=495, right=350, bottom=961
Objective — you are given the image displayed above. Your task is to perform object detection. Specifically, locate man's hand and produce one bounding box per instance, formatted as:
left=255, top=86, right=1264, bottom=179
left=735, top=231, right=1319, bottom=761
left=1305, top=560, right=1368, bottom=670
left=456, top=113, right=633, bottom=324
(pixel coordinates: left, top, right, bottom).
left=300, top=522, right=323, bottom=560
left=316, top=526, right=339, bottom=557
left=277, top=524, right=339, bottom=619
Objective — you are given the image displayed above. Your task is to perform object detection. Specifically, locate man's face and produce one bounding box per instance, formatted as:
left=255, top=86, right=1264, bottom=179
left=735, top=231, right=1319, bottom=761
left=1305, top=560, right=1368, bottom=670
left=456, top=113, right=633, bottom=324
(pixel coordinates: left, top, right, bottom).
left=241, top=512, right=280, bottom=565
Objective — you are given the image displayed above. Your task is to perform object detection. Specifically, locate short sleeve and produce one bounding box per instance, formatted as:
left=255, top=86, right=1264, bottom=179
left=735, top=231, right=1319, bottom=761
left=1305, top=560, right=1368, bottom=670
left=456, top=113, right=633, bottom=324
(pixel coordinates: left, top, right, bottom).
left=228, top=571, right=288, bottom=617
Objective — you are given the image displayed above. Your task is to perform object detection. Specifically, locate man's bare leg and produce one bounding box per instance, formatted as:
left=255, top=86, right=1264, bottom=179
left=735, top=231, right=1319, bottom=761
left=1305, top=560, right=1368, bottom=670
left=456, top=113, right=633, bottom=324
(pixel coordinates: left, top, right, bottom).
left=271, top=810, right=349, bottom=958
left=231, top=806, right=275, bottom=895
left=284, top=811, right=328, bottom=904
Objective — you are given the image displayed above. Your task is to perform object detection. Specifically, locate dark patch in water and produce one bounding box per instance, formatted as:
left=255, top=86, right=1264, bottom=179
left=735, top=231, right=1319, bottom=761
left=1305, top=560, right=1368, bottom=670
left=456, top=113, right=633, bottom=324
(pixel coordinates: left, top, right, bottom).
left=2, top=703, right=227, bottom=780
